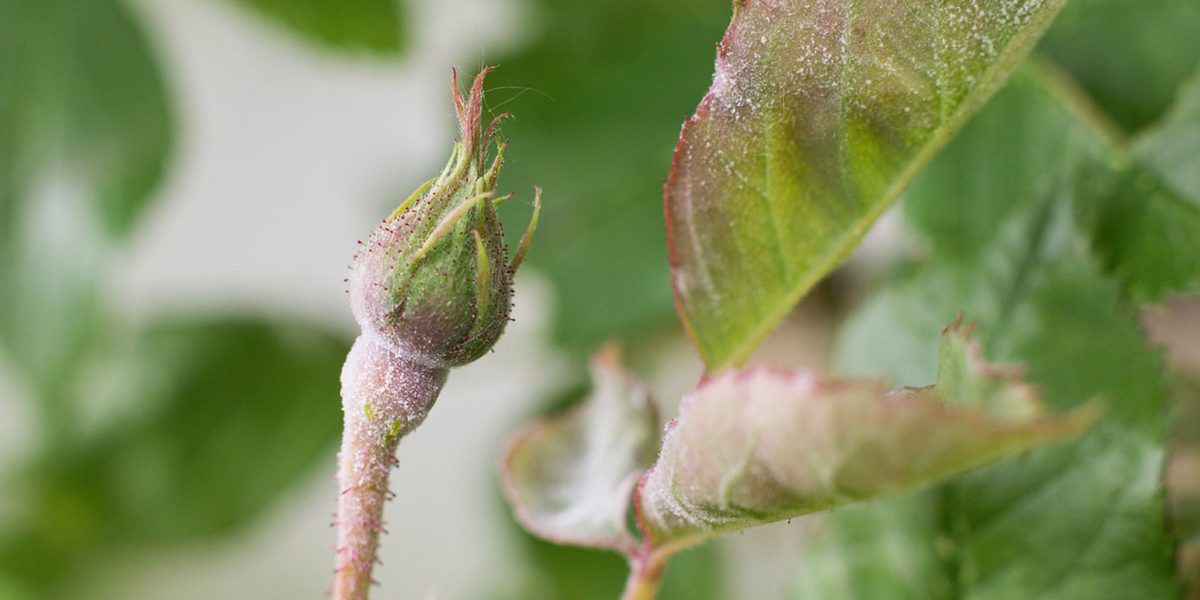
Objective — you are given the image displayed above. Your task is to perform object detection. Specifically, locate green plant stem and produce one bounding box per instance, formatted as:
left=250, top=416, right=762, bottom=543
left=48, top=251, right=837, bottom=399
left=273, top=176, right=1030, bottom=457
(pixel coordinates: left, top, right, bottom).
left=333, top=335, right=447, bottom=600
left=620, top=553, right=668, bottom=600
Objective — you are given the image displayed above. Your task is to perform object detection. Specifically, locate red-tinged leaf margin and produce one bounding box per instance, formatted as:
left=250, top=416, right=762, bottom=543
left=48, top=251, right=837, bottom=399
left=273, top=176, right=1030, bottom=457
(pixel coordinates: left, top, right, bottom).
left=665, top=0, right=1070, bottom=372
left=630, top=317, right=1100, bottom=562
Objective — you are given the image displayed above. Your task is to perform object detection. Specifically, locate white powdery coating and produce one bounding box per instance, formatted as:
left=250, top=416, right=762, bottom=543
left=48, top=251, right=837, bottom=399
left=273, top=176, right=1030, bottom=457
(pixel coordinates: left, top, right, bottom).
left=707, top=0, right=1048, bottom=128
left=504, top=354, right=657, bottom=553
left=667, top=0, right=1061, bottom=357
left=635, top=352, right=1084, bottom=553
left=333, top=335, right=448, bottom=600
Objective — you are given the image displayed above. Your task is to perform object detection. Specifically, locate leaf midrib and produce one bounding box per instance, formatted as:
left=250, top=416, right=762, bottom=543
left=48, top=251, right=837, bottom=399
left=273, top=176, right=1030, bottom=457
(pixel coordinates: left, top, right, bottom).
left=707, top=0, right=1070, bottom=371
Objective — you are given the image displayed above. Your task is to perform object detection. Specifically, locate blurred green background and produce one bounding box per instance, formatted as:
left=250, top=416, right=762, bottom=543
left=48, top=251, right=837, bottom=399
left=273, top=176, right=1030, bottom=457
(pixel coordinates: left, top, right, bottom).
left=1, top=0, right=1198, bottom=599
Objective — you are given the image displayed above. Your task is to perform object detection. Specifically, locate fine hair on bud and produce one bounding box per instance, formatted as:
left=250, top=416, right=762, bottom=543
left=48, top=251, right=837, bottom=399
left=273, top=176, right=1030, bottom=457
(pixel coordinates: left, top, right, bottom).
left=333, top=67, right=540, bottom=600
left=348, top=67, right=538, bottom=368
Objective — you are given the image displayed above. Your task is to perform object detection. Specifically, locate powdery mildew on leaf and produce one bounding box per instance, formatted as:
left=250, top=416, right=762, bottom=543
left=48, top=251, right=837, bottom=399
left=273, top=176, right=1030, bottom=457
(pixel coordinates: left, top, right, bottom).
left=666, top=0, right=1067, bottom=370
left=501, top=347, right=659, bottom=554
left=634, top=320, right=1097, bottom=556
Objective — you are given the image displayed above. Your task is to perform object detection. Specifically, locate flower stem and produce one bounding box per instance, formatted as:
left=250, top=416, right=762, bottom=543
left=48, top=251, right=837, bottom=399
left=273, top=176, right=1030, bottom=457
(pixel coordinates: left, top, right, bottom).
left=620, top=553, right=667, bottom=600
left=333, top=335, right=448, bottom=600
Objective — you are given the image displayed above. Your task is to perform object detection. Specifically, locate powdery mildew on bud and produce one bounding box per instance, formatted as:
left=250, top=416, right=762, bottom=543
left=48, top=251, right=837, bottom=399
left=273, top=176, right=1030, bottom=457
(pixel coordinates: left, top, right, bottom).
left=334, top=336, right=448, bottom=600
left=347, top=68, right=521, bottom=369
left=333, top=68, right=539, bottom=600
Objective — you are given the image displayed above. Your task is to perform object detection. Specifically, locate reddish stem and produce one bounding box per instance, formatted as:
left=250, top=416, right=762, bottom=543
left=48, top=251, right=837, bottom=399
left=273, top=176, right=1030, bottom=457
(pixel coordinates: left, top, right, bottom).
left=332, top=336, right=447, bottom=600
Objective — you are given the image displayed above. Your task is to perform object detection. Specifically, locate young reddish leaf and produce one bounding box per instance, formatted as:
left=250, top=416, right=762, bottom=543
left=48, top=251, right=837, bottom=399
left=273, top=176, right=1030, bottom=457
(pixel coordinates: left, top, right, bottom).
left=635, top=320, right=1098, bottom=556
left=502, top=346, right=659, bottom=555
left=666, top=0, right=1068, bottom=370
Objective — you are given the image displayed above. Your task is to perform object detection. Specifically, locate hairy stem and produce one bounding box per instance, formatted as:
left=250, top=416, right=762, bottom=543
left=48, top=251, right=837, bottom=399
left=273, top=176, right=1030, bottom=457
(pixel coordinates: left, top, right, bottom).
left=333, top=335, right=448, bottom=600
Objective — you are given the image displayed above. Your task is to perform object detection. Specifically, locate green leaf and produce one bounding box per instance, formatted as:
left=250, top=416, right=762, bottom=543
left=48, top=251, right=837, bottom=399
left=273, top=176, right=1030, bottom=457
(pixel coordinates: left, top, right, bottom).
left=224, top=0, right=405, bottom=54
left=665, top=0, right=1069, bottom=371
left=0, top=0, right=173, bottom=238
left=484, top=0, right=730, bottom=352
left=1139, top=68, right=1200, bottom=200
left=830, top=195, right=1179, bottom=599
left=502, top=347, right=659, bottom=554
left=949, top=260, right=1176, bottom=599
left=901, top=69, right=1079, bottom=258
left=635, top=321, right=1095, bottom=557
left=0, top=318, right=349, bottom=591
left=1037, top=0, right=1200, bottom=133
left=0, top=573, right=34, bottom=600
left=0, top=0, right=172, bottom=408
left=1067, top=65, right=1200, bottom=301
left=1071, top=164, right=1200, bottom=302
left=791, top=491, right=954, bottom=600
left=904, top=60, right=1200, bottom=303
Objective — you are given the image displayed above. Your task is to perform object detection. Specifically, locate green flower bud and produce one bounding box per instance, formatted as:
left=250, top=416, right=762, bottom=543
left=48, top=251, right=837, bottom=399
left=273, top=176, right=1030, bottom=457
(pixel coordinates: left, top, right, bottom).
left=348, top=68, right=540, bottom=368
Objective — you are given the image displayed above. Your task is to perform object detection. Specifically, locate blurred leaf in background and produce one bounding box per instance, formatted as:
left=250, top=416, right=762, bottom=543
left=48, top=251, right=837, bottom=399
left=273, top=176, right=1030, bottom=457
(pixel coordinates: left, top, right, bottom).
left=0, top=319, right=349, bottom=593
left=792, top=491, right=953, bottom=600
left=0, top=0, right=403, bottom=595
left=0, top=0, right=172, bottom=419
left=0, top=0, right=409, bottom=409
left=0, top=0, right=173, bottom=240
left=225, top=0, right=407, bottom=54
left=1037, top=0, right=1200, bottom=132
left=829, top=178, right=1180, bottom=598
left=1072, top=66, right=1200, bottom=301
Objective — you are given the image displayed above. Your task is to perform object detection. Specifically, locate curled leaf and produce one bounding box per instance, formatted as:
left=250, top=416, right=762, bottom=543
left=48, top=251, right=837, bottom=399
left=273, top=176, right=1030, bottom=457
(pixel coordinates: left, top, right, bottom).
left=635, top=320, right=1099, bottom=555
left=502, top=346, right=659, bottom=555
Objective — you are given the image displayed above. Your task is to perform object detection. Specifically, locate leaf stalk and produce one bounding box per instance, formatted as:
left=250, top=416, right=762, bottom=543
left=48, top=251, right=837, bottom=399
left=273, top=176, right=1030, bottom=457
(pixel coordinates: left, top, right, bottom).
left=619, top=556, right=666, bottom=600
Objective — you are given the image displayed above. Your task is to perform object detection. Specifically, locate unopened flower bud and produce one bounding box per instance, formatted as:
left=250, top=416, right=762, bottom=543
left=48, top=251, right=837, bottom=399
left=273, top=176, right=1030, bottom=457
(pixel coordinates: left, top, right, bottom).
left=348, top=68, right=540, bottom=368
left=334, top=68, right=541, bottom=600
